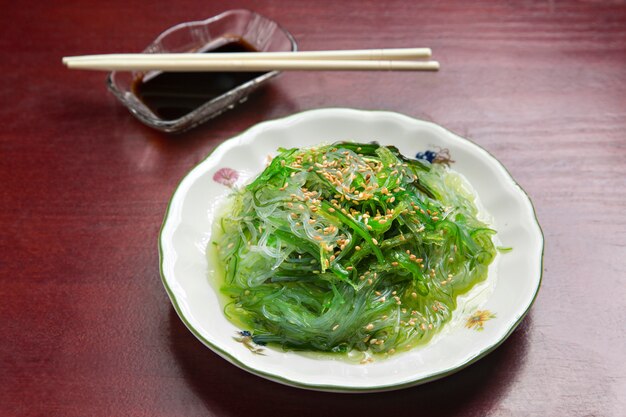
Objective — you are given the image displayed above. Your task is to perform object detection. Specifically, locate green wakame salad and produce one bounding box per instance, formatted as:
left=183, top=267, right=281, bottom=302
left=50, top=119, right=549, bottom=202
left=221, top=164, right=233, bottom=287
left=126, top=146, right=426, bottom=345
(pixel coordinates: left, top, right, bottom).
left=214, top=142, right=496, bottom=356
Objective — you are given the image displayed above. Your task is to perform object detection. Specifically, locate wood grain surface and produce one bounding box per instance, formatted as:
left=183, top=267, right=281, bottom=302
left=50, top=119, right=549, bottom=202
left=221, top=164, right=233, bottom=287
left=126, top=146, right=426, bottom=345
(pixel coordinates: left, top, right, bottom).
left=1, top=1, right=625, bottom=416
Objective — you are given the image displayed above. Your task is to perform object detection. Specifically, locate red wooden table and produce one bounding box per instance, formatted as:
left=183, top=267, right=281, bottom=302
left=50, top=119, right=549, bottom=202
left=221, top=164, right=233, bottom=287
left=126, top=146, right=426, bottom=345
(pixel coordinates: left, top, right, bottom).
left=2, top=1, right=625, bottom=416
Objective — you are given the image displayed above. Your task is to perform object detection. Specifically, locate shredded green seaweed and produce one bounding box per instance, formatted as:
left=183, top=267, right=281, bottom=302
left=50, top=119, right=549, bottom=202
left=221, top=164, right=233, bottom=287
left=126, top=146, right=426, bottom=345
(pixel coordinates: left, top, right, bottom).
left=214, top=142, right=496, bottom=355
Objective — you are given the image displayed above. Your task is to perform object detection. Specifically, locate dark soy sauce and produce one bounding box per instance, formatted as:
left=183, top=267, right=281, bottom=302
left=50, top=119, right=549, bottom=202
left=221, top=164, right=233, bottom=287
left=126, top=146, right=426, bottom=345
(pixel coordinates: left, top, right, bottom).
left=132, top=37, right=265, bottom=120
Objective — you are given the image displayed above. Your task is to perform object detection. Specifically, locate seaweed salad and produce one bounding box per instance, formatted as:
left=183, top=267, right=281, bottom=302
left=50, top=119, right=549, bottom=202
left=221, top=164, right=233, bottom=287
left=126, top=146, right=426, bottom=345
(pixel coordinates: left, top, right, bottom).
left=214, top=142, right=496, bottom=356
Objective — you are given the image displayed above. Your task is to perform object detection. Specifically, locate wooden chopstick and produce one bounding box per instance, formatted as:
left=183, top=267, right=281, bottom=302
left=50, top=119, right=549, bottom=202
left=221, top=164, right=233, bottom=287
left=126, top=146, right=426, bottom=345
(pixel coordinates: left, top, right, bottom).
left=62, top=48, right=439, bottom=72
left=62, top=48, right=432, bottom=63
left=63, top=59, right=440, bottom=72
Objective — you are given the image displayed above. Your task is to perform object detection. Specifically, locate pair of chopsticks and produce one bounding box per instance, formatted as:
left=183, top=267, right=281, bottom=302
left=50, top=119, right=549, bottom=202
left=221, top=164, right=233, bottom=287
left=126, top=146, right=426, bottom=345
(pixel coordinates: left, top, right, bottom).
left=62, top=48, right=439, bottom=72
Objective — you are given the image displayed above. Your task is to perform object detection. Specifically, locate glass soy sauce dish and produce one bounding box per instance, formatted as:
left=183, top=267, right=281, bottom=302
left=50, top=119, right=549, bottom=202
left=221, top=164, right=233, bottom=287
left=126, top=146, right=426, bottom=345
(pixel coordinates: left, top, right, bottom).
left=107, top=10, right=297, bottom=133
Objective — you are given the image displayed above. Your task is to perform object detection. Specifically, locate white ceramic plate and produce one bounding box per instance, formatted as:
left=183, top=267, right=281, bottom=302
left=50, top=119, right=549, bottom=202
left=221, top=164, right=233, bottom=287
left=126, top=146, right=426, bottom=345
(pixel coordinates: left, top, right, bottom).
left=159, top=108, right=543, bottom=392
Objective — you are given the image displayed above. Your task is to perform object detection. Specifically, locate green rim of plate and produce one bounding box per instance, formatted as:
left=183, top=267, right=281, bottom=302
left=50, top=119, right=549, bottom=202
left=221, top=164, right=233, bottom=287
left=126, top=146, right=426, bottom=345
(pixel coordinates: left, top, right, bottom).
left=158, top=108, right=544, bottom=393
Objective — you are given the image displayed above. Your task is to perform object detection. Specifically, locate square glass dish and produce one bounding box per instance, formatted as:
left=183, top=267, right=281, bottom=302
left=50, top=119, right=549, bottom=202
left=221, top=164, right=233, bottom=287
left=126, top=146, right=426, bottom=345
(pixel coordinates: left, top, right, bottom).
left=106, top=10, right=297, bottom=133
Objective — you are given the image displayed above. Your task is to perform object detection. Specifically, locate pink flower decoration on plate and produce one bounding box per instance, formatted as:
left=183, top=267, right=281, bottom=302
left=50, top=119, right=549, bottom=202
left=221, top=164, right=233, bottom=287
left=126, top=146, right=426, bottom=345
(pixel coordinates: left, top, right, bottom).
left=213, top=167, right=239, bottom=188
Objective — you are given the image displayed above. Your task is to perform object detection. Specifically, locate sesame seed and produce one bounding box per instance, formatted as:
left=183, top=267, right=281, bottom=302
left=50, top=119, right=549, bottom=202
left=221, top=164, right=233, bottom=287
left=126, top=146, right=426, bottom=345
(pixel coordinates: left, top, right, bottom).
left=391, top=261, right=399, bottom=267
left=365, top=323, right=374, bottom=330
left=332, top=324, right=339, bottom=331
left=411, top=292, right=417, bottom=298
left=372, top=238, right=379, bottom=245
left=355, top=245, right=361, bottom=251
